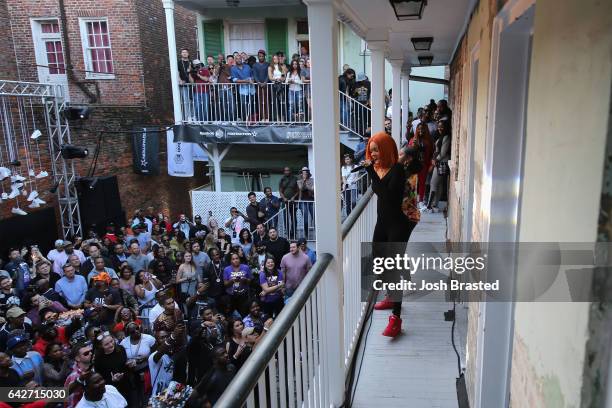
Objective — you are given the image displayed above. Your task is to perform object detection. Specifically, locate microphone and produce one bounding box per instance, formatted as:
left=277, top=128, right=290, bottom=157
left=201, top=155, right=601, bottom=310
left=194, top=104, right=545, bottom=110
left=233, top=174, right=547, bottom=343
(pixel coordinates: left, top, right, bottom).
left=350, top=159, right=376, bottom=173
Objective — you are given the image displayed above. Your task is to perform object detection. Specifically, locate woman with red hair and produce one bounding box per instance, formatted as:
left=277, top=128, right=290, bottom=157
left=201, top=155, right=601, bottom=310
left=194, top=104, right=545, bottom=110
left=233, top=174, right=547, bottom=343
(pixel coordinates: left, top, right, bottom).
left=362, top=132, right=419, bottom=337
left=409, top=122, right=434, bottom=204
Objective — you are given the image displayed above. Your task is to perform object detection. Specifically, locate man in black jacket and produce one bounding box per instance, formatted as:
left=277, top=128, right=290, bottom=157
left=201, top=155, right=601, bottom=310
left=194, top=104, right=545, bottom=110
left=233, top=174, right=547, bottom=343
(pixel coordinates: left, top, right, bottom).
left=244, top=192, right=265, bottom=232
left=263, top=227, right=290, bottom=266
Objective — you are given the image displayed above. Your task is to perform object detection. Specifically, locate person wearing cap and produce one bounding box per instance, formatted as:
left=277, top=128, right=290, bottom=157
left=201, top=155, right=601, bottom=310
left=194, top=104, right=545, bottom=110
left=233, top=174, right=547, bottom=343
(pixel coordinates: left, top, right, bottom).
left=192, top=58, right=211, bottom=122
left=46, top=239, right=66, bottom=265
left=0, top=306, right=33, bottom=351
left=353, top=72, right=372, bottom=135
left=189, top=214, right=209, bottom=240
left=253, top=49, right=270, bottom=121
left=7, top=333, right=44, bottom=385
left=231, top=53, right=255, bottom=121
left=297, top=238, right=316, bottom=265
left=297, top=167, right=315, bottom=239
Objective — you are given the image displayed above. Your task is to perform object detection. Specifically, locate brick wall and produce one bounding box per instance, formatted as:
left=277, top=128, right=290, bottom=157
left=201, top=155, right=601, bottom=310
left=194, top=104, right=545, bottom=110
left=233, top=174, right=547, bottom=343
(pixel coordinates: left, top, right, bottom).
left=0, top=0, right=18, bottom=79
left=1, top=0, right=206, bottom=233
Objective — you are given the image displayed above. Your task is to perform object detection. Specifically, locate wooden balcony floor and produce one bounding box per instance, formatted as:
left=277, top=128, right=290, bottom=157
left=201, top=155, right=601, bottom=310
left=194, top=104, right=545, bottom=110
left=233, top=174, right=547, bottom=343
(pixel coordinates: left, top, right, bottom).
left=351, top=208, right=468, bottom=408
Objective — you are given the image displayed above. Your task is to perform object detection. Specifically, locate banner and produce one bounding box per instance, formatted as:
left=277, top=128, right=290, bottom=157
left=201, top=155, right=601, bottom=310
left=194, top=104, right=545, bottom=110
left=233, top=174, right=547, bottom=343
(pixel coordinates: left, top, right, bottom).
left=132, top=127, right=160, bottom=175
left=166, top=129, right=194, bottom=177
left=173, top=124, right=312, bottom=145
left=192, top=143, right=208, bottom=161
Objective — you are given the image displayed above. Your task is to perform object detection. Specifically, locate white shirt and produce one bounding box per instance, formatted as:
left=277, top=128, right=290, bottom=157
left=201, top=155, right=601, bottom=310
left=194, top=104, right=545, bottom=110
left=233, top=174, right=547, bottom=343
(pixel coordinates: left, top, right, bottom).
left=46, top=248, right=64, bottom=263
left=53, top=250, right=86, bottom=275
left=286, top=72, right=303, bottom=91
left=341, top=165, right=358, bottom=188
left=120, top=334, right=156, bottom=360
left=149, top=301, right=179, bottom=326
left=149, top=352, right=174, bottom=396
left=224, top=216, right=244, bottom=245
left=75, top=385, right=127, bottom=408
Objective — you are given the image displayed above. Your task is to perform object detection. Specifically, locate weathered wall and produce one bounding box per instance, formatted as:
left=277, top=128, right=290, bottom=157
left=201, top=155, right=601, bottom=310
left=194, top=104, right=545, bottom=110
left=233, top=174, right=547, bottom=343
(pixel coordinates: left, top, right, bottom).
left=0, top=0, right=18, bottom=79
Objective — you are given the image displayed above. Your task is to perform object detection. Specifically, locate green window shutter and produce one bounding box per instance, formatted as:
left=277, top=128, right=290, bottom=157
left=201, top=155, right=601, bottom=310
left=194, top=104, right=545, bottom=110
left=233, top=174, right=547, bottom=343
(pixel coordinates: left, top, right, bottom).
left=265, top=19, right=288, bottom=58
left=203, top=20, right=224, bottom=57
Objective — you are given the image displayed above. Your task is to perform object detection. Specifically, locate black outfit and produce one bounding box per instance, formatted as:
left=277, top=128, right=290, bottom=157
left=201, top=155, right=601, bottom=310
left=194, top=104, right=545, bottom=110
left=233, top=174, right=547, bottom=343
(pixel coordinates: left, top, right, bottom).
left=110, top=253, right=128, bottom=271
left=189, top=223, right=210, bottom=240
left=263, top=237, right=290, bottom=267
left=206, top=365, right=236, bottom=405
left=31, top=273, right=60, bottom=289
left=227, top=338, right=251, bottom=369
left=79, top=256, right=113, bottom=277
left=205, top=261, right=227, bottom=302
left=178, top=59, right=193, bottom=83
left=94, top=347, right=131, bottom=401
left=366, top=163, right=418, bottom=316
left=245, top=202, right=265, bottom=231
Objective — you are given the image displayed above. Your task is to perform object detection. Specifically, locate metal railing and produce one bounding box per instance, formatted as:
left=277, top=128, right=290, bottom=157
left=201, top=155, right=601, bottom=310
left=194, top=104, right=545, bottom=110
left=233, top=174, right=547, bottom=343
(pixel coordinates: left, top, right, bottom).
left=216, top=189, right=377, bottom=408
left=178, top=83, right=372, bottom=139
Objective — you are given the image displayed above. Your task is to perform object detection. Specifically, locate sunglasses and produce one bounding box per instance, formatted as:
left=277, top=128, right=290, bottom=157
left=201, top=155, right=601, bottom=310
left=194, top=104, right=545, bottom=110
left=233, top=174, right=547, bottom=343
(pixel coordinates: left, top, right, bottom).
left=95, top=331, right=111, bottom=341
left=81, top=350, right=92, bottom=356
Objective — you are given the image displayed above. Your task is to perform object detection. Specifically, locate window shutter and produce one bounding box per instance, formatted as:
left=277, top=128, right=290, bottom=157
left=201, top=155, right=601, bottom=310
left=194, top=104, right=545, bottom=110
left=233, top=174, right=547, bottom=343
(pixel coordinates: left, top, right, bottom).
left=203, top=20, right=224, bottom=57
left=265, top=19, right=288, bottom=58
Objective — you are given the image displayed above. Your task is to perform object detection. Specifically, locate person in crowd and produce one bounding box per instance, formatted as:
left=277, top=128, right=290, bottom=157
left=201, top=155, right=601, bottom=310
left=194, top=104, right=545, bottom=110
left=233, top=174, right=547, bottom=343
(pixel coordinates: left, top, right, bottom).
left=226, top=318, right=251, bottom=370
left=253, top=50, right=270, bottom=121
left=176, top=251, right=198, bottom=300
left=75, top=371, right=127, bottom=408
left=339, top=68, right=356, bottom=125
left=263, top=227, right=290, bottom=267
left=244, top=192, right=265, bottom=231
left=0, top=351, right=20, bottom=388
left=119, top=321, right=154, bottom=405
left=52, top=241, right=85, bottom=276
left=299, top=58, right=311, bottom=116
left=46, top=239, right=66, bottom=266
left=134, top=270, right=162, bottom=330
left=170, top=230, right=188, bottom=253
left=242, top=301, right=273, bottom=339
left=0, top=276, right=20, bottom=313
left=250, top=240, right=268, bottom=274
left=173, top=214, right=193, bottom=239
left=117, top=264, right=135, bottom=295
left=341, top=154, right=359, bottom=215
left=126, top=242, right=149, bottom=274
left=110, top=243, right=127, bottom=272
left=268, top=53, right=287, bottom=121
left=0, top=307, right=33, bottom=351
left=223, top=253, right=252, bottom=317
left=280, top=241, right=312, bottom=302
left=238, top=229, right=253, bottom=259
left=298, top=238, right=316, bottom=265
left=224, top=207, right=245, bottom=245
left=279, top=166, right=298, bottom=235
left=148, top=245, right=174, bottom=285
left=204, top=347, right=236, bottom=405
left=87, top=257, right=118, bottom=284
left=364, top=132, right=420, bottom=337
left=93, top=332, right=132, bottom=403
left=153, top=295, right=186, bottom=349
left=258, top=256, right=284, bottom=317
left=113, top=307, right=141, bottom=334
left=217, top=55, right=235, bottom=121
left=409, top=122, right=434, bottom=205
left=148, top=330, right=174, bottom=396
left=7, top=333, right=44, bottom=385
left=81, top=243, right=113, bottom=277
left=189, top=242, right=209, bottom=282
left=178, top=48, right=194, bottom=120
left=426, top=120, right=452, bottom=213
left=192, top=59, right=211, bottom=122
left=26, top=295, right=66, bottom=327
left=204, top=248, right=226, bottom=305
left=217, top=230, right=232, bottom=257
left=65, top=342, right=93, bottom=408
left=185, top=281, right=216, bottom=327
left=4, top=248, right=32, bottom=295
left=297, top=167, right=315, bottom=239
left=260, top=187, right=281, bottom=228
left=231, top=54, right=255, bottom=121
left=286, top=59, right=304, bottom=121
left=43, top=342, right=71, bottom=386
left=252, top=223, right=268, bottom=246
left=353, top=73, right=371, bottom=134
left=207, top=216, right=220, bottom=240
left=189, top=215, right=209, bottom=240
left=84, top=275, right=122, bottom=326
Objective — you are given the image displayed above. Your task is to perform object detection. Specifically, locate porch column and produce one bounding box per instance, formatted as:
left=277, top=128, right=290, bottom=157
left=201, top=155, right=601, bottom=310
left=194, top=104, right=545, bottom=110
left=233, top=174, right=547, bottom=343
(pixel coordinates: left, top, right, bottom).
left=401, top=67, right=411, bottom=139
left=162, top=0, right=182, bottom=123
left=305, top=0, right=344, bottom=405
left=390, top=59, right=403, bottom=147
left=367, top=40, right=388, bottom=134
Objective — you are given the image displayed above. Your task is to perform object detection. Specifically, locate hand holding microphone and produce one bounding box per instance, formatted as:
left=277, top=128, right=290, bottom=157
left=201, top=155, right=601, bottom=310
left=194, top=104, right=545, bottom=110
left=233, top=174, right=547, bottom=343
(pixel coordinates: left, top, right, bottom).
left=351, top=159, right=376, bottom=173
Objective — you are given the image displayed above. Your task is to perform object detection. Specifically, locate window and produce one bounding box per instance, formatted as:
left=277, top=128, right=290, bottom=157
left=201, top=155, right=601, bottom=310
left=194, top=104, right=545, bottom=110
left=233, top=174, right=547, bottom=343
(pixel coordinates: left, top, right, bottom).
left=296, top=20, right=309, bottom=35
left=31, top=18, right=68, bottom=94
left=79, top=18, right=114, bottom=79
left=227, top=21, right=265, bottom=56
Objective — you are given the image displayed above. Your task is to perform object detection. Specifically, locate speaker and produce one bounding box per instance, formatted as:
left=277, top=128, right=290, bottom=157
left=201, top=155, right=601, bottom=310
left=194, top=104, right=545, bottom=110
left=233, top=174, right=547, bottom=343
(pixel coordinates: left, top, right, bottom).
left=77, top=176, right=125, bottom=235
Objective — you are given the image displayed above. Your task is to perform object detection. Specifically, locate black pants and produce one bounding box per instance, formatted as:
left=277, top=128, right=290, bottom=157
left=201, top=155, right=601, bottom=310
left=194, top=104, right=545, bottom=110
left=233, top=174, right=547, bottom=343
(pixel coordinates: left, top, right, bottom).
left=262, top=297, right=284, bottom=318
left=372, top=217, right=418, bottom=316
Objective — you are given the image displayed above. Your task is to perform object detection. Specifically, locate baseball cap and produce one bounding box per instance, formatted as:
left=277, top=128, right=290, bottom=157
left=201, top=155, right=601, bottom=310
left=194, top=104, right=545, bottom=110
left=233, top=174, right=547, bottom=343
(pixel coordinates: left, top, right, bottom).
left=6, top=334, right=28, bottom=350
left=54, top=239, right=64, bottom=247
left=242, top=326, right=255, bottom=337
left=297, top=238, right=307, bottom=245
left=258, top=49, right=266, bottom=55
left=62, top=240, right=72, bottom=247
left=194, top=215, right=202, bottom=220
left=6, top=307, right=26, bottom=319
left=301, top=167, right=310, bottom=172
left=192, top=59, right=202, bottom=65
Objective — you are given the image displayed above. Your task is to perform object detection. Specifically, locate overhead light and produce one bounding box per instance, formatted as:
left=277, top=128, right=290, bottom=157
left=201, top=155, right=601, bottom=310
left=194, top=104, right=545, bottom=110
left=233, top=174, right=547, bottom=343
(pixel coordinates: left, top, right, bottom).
left=389, top=0, right=427, bottom=21
left=411, top=37, right=433, bottom=51
left=226, top=0, right=239, bottom=6
left=64, top=106, right=91, bottom=120
left=61, top=144, right=89, bottom=159
left=418, top=55, right=434, bottom=65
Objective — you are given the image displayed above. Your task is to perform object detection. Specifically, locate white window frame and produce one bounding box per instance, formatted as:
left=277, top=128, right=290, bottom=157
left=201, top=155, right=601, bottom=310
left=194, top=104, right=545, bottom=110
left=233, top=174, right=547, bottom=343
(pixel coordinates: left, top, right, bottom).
left=78, top=17, right=115, bottom=80
left=224, top=19, right=266, bottom=56
left=30, top=18, right=67, bottom=77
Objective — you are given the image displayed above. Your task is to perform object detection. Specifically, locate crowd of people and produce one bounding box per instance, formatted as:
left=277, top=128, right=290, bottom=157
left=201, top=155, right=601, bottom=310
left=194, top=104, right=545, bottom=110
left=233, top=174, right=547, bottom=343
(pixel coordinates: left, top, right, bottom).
left=178, top=48, right=312, bottom=123
left=0, top=198, right=318, bottom=407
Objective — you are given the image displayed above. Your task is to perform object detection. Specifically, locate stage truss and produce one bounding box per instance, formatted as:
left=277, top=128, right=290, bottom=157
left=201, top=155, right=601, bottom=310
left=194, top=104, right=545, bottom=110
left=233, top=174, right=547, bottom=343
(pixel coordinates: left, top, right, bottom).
left=0, top=80, right=82, bottom=238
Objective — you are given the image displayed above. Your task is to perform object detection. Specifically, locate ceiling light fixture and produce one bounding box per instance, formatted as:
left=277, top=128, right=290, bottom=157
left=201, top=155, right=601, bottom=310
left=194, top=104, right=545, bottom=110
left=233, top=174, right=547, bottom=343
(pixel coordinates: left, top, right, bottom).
left=418, top=55, right=434, bottom=66
left=389, top=0, right=427, bottom=21
left=411, top=37, right=433, bottom=51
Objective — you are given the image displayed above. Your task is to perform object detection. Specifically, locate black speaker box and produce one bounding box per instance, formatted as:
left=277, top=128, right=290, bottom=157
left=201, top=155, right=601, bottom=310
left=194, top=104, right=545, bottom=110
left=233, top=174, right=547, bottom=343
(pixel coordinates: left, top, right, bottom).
left=76, top=176, right=125, bottom=235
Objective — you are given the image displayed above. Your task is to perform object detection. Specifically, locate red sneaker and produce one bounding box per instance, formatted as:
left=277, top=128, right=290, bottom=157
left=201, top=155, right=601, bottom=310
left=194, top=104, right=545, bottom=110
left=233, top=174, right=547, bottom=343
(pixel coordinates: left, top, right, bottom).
left=374, top=297, right=394, bottom=310
left=382, top=314, right=402, bottom=337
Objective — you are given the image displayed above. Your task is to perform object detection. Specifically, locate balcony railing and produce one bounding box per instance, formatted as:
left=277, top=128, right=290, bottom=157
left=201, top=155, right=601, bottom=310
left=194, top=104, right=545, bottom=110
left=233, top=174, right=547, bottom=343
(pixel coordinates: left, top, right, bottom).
left=179, top=83, right=372, bottom=138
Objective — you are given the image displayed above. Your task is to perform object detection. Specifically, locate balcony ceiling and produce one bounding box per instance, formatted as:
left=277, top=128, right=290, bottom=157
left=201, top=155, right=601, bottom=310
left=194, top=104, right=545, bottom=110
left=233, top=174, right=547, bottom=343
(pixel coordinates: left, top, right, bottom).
left=179, top=0, right=302, bottom=8
left=341, top=0, right=475, bottom=66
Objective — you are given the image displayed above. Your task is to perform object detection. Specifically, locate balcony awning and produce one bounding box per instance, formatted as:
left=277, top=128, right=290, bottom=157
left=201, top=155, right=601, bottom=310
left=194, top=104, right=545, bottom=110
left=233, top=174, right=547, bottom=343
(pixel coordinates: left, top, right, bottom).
left=173, top=123, right=312, bottom=145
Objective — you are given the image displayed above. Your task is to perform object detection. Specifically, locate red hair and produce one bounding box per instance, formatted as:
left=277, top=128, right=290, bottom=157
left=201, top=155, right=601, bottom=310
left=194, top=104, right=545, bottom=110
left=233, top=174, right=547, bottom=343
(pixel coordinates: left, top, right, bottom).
left=366, top=131, right=398, bottom=170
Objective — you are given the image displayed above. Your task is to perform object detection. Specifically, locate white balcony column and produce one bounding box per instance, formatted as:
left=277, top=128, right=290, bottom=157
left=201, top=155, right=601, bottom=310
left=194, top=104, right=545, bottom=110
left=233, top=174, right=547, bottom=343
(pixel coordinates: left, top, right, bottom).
left=390, top=59, right=403, bottom=147
left=162, top=0, right=182, bottom=123
left=401, top=67, right=411, bottom=138
left=305, top=0, right=344, bottom=405
left=367, top=40, right=388, bottom=134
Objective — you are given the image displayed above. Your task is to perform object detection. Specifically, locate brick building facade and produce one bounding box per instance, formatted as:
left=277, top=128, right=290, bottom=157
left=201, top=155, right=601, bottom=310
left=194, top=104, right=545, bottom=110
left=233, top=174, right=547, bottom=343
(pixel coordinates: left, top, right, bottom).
left=0, top=0, right=208, bottom=228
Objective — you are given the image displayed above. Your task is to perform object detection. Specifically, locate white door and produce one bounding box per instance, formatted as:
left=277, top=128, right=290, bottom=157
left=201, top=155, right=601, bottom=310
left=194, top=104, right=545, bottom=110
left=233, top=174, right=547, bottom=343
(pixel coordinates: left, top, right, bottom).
left=31, top=19, right=69, bottom=100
